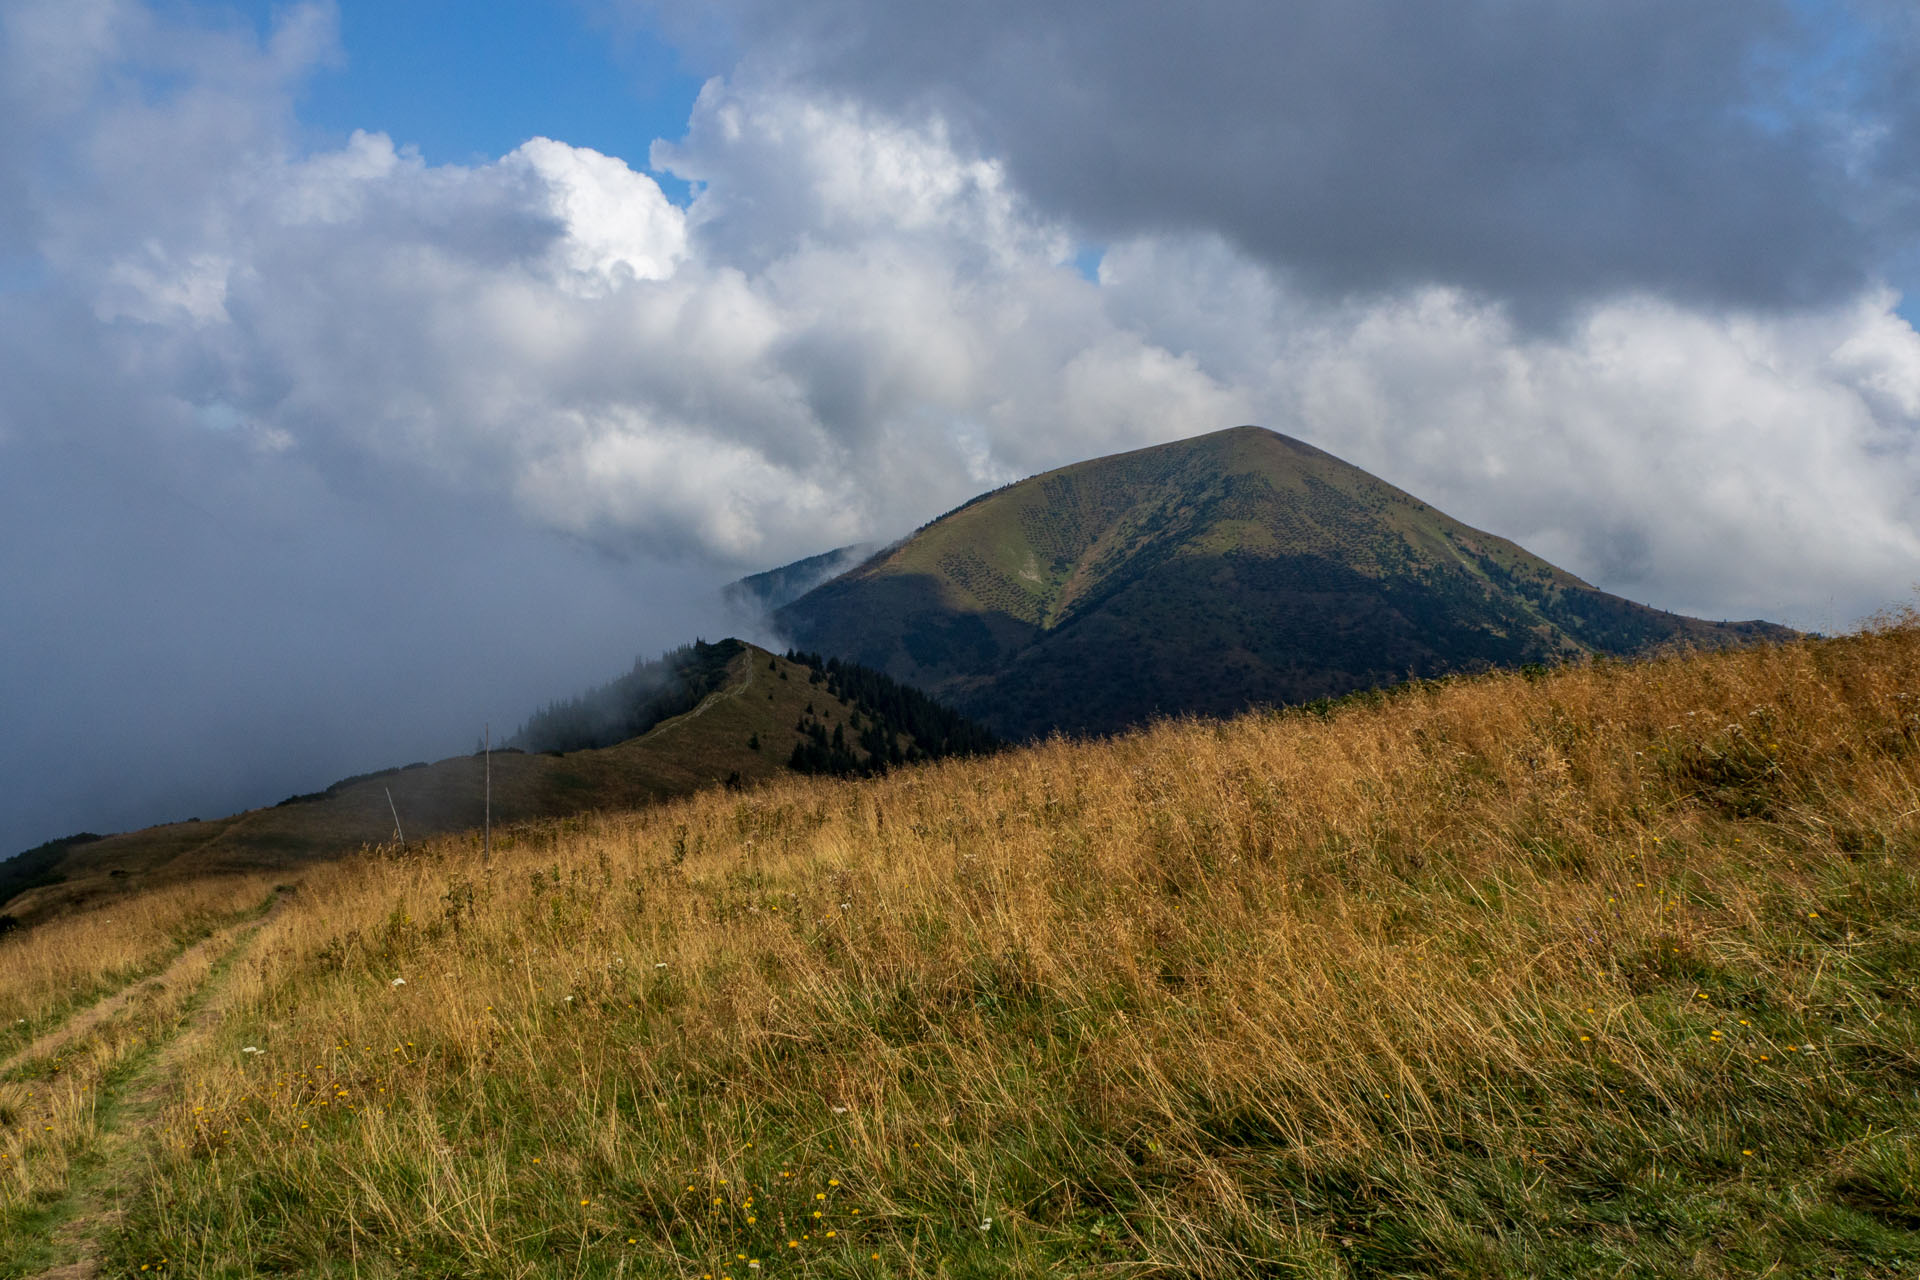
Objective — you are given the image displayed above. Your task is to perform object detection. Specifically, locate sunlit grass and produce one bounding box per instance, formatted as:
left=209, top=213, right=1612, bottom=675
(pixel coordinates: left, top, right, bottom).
left=17, top=620, right=1920, bottom=1276
left=0, top=876, right=274, bottom=1060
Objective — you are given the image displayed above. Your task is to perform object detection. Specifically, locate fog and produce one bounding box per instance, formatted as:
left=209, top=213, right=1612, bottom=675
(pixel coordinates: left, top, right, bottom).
left=3, top=1, right=1917, bottom=853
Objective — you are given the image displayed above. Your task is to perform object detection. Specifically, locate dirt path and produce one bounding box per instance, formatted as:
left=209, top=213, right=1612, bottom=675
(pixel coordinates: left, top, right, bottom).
left=0, top=923, right=252, bottom=1080
left=17, top=898, right=283, bottom=1279
left=637, top=651, right=757, bottom=742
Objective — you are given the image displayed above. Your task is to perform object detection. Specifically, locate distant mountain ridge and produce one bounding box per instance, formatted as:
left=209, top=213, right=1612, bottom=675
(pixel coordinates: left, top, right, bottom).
left=1, top=642, right=994, bottom=926
left=725, top=543, right=881, bottom=614
left=770, top=426, right=1794, bottom=739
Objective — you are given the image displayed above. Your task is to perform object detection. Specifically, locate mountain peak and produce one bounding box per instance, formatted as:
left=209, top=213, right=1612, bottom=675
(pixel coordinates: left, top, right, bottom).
left=775, top=426, right=1790, bottom=738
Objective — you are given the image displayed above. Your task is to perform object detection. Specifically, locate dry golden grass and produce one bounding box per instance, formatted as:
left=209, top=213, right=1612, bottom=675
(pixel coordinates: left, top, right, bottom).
left=13, top=624, right=1920, bottom=1277
left=0, top=874, right=276, bottom=1058
left=0, top=875, right=275, bottom=1247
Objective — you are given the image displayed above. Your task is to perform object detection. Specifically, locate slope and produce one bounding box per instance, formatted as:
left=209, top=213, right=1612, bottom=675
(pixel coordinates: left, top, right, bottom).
left=5, top=622, right=1915, bottom=1277
left=0, top=644, right=982, bottom=927
left=775, top=424, right=1793, bottom=738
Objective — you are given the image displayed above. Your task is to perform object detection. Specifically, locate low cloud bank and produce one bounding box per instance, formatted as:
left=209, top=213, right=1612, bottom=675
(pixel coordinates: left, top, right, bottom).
left=2, top=0, right=1916, bottom=850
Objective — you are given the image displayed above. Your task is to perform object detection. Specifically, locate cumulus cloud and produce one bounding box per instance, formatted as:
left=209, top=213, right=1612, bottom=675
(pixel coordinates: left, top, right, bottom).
left=640, top=0, right=1920, bottom=318
left=2, top=0, right=1918, bottom=850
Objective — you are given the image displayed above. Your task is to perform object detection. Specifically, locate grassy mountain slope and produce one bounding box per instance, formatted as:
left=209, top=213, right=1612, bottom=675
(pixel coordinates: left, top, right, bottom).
left=0, top=644, right=979, bottom=927
left=725, top=542, right=882, bottom=614
left=5, top=623, right=1918, bottom=1277
left=776, top=425, right=1793, bottom=738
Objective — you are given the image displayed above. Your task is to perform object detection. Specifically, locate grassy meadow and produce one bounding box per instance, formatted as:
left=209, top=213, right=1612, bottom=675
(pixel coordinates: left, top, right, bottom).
left=0, top=876, right=277, bottom=1063
left=7, top=622, right=1920, bottom=1276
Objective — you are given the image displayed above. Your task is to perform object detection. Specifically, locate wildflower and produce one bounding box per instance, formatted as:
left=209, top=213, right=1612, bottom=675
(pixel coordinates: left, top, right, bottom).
left=832, top=1106, right=847, bottom=1114
left=982, top=1217, right=994, bottom=1230
left=391, top=978, right=406, bottom=987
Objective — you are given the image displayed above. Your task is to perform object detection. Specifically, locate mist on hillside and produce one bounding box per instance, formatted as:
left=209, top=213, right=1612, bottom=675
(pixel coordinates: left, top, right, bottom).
left=510, top=640, right=749, bottom=755
left=0, top=476, right=729, bottom=858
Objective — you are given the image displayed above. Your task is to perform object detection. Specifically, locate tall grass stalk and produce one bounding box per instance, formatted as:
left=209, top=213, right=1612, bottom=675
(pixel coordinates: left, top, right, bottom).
left=20, top=626, right=1920, bottom=1276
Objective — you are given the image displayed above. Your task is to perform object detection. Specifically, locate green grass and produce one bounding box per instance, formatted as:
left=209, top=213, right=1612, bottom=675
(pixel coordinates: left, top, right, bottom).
left=16, top=625, right=1920, bottom=1276
left=776, top=426, right=1794, bottom=741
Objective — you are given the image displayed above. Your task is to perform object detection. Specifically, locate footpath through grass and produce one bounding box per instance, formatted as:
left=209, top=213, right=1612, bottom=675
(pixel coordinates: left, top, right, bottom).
left=0, top=879, right=276, bottom=1066
left=26, top=627, right=1920, bottom=1276
left=1, top=895, right=280, bottom=1278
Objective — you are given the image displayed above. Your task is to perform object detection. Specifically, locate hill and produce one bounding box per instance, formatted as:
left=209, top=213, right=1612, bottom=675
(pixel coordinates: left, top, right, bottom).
left=0, top=642, right=993, bottom=927
left=773, top=425, right=1794, bottom=738
left=5, top=621, right=1918, bottom=1276
left=724, top=542, right=881, bottom=614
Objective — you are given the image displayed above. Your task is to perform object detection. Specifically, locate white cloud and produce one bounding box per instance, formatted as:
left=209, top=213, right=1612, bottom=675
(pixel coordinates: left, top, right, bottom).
left=509, top=137, right=687, bottom=291
left=8, top=4, right=1918, bottom=622
left=3, top=0, right=1919, bottom=849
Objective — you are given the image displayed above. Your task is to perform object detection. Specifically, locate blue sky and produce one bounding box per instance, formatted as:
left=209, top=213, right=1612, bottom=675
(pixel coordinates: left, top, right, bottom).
left=3, top=0, right=1918, bottom=852
left=220, top=0, right=1916, bottom=324
left=234, top=0, right=704, bottom=190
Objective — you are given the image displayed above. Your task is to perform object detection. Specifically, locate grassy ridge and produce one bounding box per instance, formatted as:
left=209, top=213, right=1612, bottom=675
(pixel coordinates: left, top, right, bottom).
left=8, top=624, right=1920, bottom=1275
left=0, top=646, right=892, bottom=927
left=777, top=427, right=1793, bottom=741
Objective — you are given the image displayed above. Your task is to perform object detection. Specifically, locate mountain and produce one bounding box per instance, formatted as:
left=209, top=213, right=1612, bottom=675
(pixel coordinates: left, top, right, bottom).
left=0, top=642, right=993, bottom=927
left=511, top=639, right=762, bottom=754
left=772, top=425, right=1794, bottom=739
left=725, top=542, right=881, bottom=614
